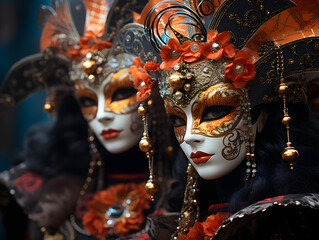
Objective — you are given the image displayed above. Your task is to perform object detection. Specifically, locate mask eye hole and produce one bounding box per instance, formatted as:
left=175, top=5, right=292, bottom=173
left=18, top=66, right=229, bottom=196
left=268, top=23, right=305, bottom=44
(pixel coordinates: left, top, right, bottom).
left=111, top=88, right=136, bottom=102
left=169, top=115, right=186, bottom=128
left=200, top=105, right=234, bottom=123
left=79, top=97, right=97, bottom=108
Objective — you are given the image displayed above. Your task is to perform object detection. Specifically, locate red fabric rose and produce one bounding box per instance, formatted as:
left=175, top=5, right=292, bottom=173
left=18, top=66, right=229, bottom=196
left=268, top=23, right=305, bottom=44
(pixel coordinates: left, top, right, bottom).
left=181, top=41, right=204, bottom=62
left=160, top=38, right=183, bottom=70
left=129, top=57, right=154, bottom=102
left=202, top=30, right=236, bottom=60
left=225, top=50, right=256, bottom=88
left=144, top=61, right=160, bottom=72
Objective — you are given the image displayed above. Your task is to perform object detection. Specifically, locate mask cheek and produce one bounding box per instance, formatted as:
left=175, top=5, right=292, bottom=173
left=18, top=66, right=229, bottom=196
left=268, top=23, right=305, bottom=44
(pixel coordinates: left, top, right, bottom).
left=174, top=126, right=186, bottom=144
left=81, top=106, right=98, bottom=122
left=106, top=95, right=137, bottom=114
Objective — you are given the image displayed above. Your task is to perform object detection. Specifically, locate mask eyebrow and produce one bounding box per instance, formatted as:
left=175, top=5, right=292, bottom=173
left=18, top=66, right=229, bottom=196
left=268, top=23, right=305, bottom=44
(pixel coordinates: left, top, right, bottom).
left=164, top=98, right=187, bottom=121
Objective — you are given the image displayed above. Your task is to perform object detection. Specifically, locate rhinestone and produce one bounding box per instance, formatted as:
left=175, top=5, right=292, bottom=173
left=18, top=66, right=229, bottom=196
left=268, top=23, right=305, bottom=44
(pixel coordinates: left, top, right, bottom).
left=126, top=199, right=131, bottom=205
left=173, top=63, right=181, bottom=71
left=252, top=163, right=257, bottom=168
left=174, top=91, right=184, bottom=101
left=234, top=63, right=244, bottom=74
left=97, top=57, right=104, bottom=64
left=86, top=52, right=92, bottom=59
left=203, top=67, right=209, bottom=73
left=184, top=83, right=191, bottom=91
left=246, top=168, right=251, bottom=173
left=252, top=169, right=257, bottom=173
left=186, top=73, right=192, bottom=79
left=10, top=189, right=15, bottom=195
left=106, top=205, right=125, bottom=218
left=170, top=50, right=180, bottom=59
left=140, top=81, right=146, bottom=87
left=190, top=42, right=200, bottom=52
left=96, top=66, right=103, bottom=74
left=87, top=75, right=96, bottom=84
left=107, top=219, right=114, bottom=225
left=125, top=34, right=131, bottom=42
left=211, top=42, right=221, bottom=52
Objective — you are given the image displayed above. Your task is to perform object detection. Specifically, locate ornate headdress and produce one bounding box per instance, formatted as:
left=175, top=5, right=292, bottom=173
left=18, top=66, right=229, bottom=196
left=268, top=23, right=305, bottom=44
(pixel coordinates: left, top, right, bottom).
left=0, top=0, right=150, bottom=109
left=132, top=0, right=319, bottom=238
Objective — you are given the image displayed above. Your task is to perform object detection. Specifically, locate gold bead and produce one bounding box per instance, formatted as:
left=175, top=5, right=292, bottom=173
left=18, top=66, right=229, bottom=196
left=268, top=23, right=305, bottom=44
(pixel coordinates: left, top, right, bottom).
left=43, top=103, right=53, bottom=113
left=87, top=74, right=97, bottom=84
left=147, top=99, right=153, bottom=107
left=82, top=60, right=96, bottom=74
left=282, top=116, right=292, bottom=126
left=139, top=137, right=152, bottom=152
left=138, top=105, right=147, bottom=116
left=278, top=83, right=288, bottom=94
left=282, top=147, right=299, bottom=162
left=145, top=179, right=159, bottom=196
left=174, top=91, right=184, bottom=101
left=169, top=72, right=184, bottom=90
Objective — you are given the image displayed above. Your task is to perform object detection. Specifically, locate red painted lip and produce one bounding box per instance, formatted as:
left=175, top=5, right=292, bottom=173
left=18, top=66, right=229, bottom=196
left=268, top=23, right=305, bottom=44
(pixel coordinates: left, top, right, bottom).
left=190, top=151, right=214, bottom=164
left=101, top=129, right=122, bottom=139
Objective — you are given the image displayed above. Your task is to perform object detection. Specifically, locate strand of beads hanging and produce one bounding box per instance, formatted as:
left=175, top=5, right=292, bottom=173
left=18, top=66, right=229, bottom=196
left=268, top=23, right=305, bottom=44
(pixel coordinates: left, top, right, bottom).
left=138, top=102, right=159, bottom=201
left=171, top=163, right=199, bottom=240
left=79, top=129, right=103, bottom=197
left=276, top=47, right=299, bottom=170
left=243, top=90, right=257, bottom=181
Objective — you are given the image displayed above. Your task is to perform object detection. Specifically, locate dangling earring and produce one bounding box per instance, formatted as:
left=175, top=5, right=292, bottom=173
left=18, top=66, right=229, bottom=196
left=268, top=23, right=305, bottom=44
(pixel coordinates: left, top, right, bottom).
left=138, top=100, right=159, bottom=201
left=243, top=90, right=256, bottom=181
left=276, top=47, right=299, bottom=170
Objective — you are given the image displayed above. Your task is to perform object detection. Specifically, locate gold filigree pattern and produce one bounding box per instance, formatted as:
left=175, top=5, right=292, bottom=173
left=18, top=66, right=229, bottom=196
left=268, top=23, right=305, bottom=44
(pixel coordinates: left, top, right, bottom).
left=222, top=129, right=243, bottom=160
left=191, top=84, right=245, bottom=138
left=164, top=99, right=187, bottom=144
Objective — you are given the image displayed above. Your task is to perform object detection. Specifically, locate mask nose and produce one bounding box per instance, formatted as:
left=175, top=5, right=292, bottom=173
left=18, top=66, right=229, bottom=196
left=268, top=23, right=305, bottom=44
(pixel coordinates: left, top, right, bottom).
left=97, top=112, right=115, bottom=123
left=184, top=132, right=205, bottom=145
left=183, top=121, right=205, bottom=145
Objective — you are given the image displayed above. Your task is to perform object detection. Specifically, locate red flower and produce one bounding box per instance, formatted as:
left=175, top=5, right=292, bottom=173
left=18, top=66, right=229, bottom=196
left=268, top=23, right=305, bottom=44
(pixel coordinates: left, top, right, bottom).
left=176, top=212, right=228, bottom=240
left=68, top=31, right=112, bottom=61
left=225, top=50, right=256, bottom=88
left=82, top=182, right=151, bottom=237
left=83, top=211, right=108, bottom=237
left=181, top=41, right=204, bottom=62
left=202, top=30, right=236, bottom=60
left=202, top=212, right=229, bottom=237
left=129, top=57, right=154, bottom=102
left=187, top=222, right=206, bottom=240
left=144, top=61, right=160, bottom=72
left=160, top=38, right=183, bottom=70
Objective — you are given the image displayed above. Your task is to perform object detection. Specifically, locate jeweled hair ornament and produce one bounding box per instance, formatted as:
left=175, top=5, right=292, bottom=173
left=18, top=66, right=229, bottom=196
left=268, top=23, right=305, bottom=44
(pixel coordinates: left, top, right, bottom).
left=140, top=0, right=319, bottom=238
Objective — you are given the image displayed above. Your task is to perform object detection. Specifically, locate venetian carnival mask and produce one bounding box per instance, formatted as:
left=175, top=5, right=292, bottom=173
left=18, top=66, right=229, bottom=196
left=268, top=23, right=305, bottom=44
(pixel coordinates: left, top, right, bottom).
left=73, top=52, right=142, bottom=154
left=164, top=80, right=261, bottom=180
left=138, top=0, right=319, bottom=181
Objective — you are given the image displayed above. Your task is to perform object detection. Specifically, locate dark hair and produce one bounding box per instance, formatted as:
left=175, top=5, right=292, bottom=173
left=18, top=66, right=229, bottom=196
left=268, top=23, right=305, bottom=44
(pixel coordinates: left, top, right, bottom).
left=13, top=95, right=91, bottom=178
left=229, top=103, right=319, bottom=211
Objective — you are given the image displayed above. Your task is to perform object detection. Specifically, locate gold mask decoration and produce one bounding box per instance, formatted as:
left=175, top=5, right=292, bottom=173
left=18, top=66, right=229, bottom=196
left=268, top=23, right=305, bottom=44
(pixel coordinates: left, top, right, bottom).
left=165, top=82, right=245, bottom=143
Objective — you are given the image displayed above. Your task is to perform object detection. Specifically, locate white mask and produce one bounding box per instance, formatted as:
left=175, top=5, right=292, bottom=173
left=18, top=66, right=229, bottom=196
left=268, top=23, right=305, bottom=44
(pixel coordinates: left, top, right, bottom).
left=165, top=82, right=260, bottom=180
left=75, top=68, right=142, bottom=154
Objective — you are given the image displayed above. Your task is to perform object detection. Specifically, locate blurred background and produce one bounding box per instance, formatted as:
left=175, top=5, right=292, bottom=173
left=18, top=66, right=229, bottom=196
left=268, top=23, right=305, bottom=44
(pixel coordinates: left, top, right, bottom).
left=0, top=0, right=50, bottom=237
left=0, top=0, right=51, bottom=171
